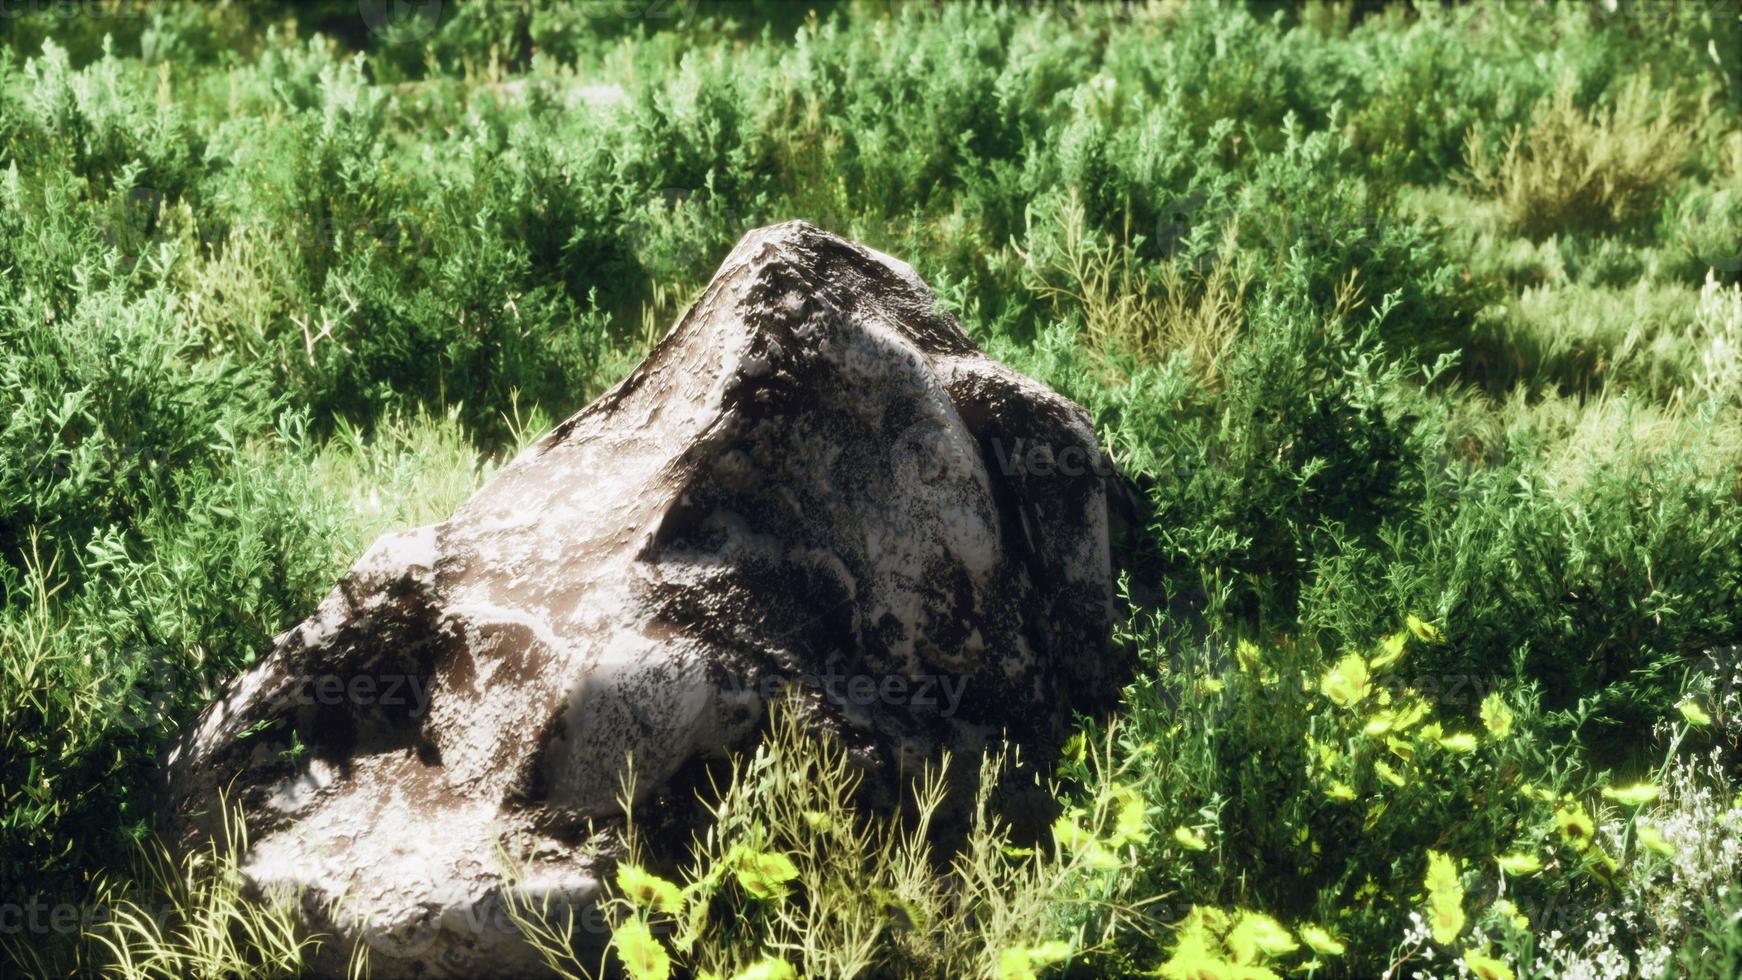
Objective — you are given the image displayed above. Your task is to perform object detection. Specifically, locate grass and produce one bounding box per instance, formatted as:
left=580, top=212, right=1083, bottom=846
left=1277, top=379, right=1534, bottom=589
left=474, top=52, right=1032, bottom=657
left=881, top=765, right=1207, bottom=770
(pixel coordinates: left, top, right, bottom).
left=2, top=1, right=1741, bottom=977
left=3, top=794, right=337, bottom=979
left=506, top=701, right=1152, bottom=980
left=1017, top=192, right=1249, bottom=385
left=1467, top=72, right=1703, bottom=241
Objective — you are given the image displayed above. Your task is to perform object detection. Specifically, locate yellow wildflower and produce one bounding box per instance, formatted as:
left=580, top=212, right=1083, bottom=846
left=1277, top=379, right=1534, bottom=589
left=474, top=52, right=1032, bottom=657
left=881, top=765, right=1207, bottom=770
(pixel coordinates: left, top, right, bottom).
left=730, top=959, right=798, bottom=980
left=1425, top=850, right=1466, bottom=945
left=1364, top=699, right=1427, bottom=736
left=1226, top=912, right=1299, bottom=965
left=1429, top=895, right=1466, bottom=946
left=1480, top=692, right=1513, bottom=739
left=1677, top=700, right=1713, bottom=726
left=995, top=941, right=1071, bottom=980
left=1636, top=822, right=1675, bottom=857
left=1299, top=924, right=1345, bottom=957
left=1173, top=826, right=1210, bottom=851
left=1462, top=947, right=1515, bottom=980
left=1601, top=783, right=1659, bottom=807
left=1052, top=812, right=1093, bottom=852
left=1186, top=905, right=1232, bottom=935
left=1425, top=849, right=1461, bottom=895
left=727, top=847, right=800, bottom=900
left=1158, top=907, right=1274, bottom=980
left=1495, top=853, right=1542, bottom=876
left=1492, top=899, right=1529, bottom=930
left=1554, top=802, right=1596, bottom=850
left=1235, top=638, right=1261, bottom=672
left=1056, top=814, right=1123, bottom=869
left=617, top=864, right=683, bottom=915
left=1155, top=941, right=1226, bottom=980
left=1437, top=732, right=1479, bottom=753
left=1319, top=653, right=1371, bottom=708
left=1370, top=631, right=1408, bottom=670
left=1107, top=783, right=1151, bottom=846
left=1082, top=842, right=1123, bottom=870
left=1518, top=781, right=1554, bottom=803
left=611, top=919, right=671, bottom=980
left=1407, top=614, right=1442, bottom=642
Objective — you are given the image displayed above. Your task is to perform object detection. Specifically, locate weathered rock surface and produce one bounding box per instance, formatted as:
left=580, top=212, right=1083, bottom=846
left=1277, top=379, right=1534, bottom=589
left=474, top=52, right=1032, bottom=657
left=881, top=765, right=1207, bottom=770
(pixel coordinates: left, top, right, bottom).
left=162, top=220, right=1121, bottom=977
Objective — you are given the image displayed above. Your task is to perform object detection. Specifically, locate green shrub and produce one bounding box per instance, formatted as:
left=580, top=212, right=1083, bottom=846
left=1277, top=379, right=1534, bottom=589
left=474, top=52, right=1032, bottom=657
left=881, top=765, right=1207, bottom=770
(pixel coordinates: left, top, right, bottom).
left=509, top=702, right=1143, bottom=980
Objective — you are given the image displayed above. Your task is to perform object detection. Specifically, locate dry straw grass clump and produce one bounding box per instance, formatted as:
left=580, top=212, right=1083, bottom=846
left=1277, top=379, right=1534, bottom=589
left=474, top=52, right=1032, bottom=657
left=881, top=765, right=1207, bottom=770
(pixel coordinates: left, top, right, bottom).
left=1467, top=73, right=1701, bottom=240
left=1017, top=194, right=1249, bottom=385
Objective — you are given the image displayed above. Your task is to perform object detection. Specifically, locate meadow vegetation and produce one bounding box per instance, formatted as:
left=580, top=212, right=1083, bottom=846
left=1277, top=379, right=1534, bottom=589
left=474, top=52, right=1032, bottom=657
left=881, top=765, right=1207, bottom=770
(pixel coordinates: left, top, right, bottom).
left=2, top=1, right=1740, bottom=977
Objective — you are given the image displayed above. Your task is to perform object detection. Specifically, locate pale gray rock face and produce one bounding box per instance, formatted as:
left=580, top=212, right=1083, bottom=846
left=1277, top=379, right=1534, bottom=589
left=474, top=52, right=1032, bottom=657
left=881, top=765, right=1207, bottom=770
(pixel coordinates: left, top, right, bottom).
left=162, top=221, right=1120, bottom=977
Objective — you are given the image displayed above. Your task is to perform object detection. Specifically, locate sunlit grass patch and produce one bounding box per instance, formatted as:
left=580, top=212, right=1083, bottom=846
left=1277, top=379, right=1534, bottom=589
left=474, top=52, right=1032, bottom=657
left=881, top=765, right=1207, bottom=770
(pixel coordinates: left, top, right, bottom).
left=0, top=797, right=346, bottom=980
left=1465, top=279, right=1702, bottom=399
left=307, top=406, right=498, bottom=565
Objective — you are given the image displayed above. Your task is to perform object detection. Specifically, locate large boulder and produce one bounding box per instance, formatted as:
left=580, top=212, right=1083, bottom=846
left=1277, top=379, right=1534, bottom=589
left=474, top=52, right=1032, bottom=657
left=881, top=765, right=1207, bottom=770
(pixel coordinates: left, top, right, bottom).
left=162, top=221, right=1122, bottom=976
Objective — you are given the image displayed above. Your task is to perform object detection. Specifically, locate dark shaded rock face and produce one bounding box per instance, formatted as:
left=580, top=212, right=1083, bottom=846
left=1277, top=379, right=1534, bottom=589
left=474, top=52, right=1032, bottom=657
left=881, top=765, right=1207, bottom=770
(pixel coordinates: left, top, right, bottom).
left=163, top=221, right=1120, bottom=976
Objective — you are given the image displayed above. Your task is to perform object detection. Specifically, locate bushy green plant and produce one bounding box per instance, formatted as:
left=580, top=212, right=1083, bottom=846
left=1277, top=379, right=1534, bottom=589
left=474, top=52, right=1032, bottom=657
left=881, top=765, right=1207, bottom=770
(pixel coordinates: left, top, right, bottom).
left=506, top=702, right=1144, bottom=979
